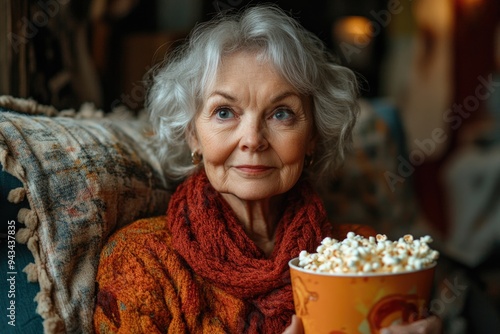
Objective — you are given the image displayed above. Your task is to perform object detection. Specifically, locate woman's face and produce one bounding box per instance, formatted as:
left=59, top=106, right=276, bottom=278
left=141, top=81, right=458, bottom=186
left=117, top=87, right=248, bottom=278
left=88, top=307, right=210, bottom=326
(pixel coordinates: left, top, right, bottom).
left=190, top=51, right=316, bottom=201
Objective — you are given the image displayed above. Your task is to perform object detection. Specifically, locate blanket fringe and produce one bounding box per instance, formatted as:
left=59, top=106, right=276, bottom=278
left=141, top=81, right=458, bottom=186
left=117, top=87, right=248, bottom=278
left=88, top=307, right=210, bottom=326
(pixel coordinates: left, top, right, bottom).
left=0, top=94, right=139, bottom=119
left=0, top=96, right=59, bottom=116
left=7, top=187, right=26, bottom=203
left=23, top=262, right=38, bottom=283
left=1, top=132, right=66, bottom=333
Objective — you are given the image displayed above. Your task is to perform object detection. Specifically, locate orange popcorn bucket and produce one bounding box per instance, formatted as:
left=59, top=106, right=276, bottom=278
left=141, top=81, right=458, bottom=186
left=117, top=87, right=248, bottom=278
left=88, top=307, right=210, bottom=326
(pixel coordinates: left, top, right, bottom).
left=289, top=258, right=436, bottom=334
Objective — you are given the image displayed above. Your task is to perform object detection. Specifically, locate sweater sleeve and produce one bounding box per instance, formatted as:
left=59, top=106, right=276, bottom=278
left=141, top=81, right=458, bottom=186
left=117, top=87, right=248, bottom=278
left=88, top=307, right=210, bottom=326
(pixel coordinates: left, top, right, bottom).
left=93, top=217, right=185, bottom=334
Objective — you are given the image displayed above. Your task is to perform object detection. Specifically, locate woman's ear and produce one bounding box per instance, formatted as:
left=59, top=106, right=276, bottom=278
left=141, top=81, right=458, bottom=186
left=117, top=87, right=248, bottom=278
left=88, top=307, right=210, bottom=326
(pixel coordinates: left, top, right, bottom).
left=306, top=97, right=318, bottom=156
left=306, top=131, right=318, bottom=156
left=185, top=122, right=200, bottom=152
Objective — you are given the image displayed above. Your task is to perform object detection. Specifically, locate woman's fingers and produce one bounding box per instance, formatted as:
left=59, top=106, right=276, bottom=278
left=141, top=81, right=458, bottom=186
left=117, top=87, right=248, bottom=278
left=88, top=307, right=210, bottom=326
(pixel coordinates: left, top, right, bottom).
left=282, top=315, right=304, bottom=334
left=381, top=315, right=442, bottom=334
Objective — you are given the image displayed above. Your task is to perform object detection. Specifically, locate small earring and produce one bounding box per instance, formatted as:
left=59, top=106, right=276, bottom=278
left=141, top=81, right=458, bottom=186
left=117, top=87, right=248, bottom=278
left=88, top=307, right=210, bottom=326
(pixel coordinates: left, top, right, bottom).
left=191, top=151, right=202, bottom=165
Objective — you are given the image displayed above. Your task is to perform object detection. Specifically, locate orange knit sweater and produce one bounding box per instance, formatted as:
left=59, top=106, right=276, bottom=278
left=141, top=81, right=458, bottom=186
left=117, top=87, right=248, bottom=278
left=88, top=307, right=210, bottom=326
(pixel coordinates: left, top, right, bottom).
left=93, top=171, right=374, bottom=333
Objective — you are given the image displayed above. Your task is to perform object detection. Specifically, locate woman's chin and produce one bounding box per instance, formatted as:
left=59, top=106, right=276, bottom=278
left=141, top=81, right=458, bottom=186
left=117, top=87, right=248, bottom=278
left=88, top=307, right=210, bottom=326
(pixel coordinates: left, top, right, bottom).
left=221, top=185, right=286, bottom=202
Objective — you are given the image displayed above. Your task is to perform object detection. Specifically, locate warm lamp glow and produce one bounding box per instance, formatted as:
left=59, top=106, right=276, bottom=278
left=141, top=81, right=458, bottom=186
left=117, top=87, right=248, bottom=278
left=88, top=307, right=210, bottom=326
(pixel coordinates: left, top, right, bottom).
left=413, top=0, right=453, bottom=34
left=459, top=0, right=484, bottom=8
left=333, top=16, right=373, bottom=46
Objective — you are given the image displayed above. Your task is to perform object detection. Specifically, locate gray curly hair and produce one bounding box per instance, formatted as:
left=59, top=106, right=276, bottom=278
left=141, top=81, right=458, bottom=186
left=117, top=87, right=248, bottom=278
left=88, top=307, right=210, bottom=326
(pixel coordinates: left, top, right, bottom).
left=147, top=4, right=359, bottom=185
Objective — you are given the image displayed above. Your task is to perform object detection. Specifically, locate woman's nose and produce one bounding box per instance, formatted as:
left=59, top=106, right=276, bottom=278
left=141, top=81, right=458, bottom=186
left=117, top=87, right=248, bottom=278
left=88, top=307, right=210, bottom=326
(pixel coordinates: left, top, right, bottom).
left=239, top=119, right=269, bottom=152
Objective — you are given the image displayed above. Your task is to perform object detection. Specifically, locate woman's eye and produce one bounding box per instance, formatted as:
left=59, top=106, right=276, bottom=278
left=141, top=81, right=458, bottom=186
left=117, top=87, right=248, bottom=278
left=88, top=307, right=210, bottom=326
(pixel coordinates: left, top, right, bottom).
left=215, top=107, right=234, bottom=119
left=273, top=108, right=294, bottom=121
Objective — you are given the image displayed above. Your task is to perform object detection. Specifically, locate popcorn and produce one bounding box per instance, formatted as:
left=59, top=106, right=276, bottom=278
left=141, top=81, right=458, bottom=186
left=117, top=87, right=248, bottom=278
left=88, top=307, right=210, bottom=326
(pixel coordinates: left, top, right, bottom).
left=298, top=233, right=439, bottom=274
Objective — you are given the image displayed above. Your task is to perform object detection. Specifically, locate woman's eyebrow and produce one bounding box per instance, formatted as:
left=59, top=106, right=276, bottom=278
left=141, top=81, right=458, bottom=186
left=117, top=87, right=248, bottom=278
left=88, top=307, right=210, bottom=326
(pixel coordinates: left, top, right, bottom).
left=271, top=91, right=301, bottom=103
left=207, top=90, right=301, bottom=103
left=207, top=91, right=237, bottom=101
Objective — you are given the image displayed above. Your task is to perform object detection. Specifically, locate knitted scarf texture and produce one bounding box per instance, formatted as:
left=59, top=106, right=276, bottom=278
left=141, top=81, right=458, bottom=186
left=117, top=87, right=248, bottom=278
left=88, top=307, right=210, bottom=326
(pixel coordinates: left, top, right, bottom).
left=167, top=171, right=332, bottom=332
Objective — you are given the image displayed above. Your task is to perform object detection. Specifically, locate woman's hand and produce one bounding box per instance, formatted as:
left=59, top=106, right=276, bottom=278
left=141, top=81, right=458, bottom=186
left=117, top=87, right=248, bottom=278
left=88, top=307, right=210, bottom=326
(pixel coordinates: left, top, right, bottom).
left=283, top=315, right=442, bottom=334
left=282, top=315, right=303, bottom=334
left=381, top=315, right=443, bottom=334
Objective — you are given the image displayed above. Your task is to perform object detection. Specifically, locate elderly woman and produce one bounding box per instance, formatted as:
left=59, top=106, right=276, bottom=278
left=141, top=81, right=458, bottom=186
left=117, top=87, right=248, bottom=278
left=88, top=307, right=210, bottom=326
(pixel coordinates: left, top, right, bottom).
left=93, top=5, right=441, bottom=334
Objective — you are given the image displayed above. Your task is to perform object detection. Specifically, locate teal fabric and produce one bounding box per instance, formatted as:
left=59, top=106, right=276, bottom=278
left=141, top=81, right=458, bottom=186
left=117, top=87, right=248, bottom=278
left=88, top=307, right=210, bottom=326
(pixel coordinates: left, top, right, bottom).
left=1, top=165, right=43, bottom=333
left=0, top=243, right=44, bottom=333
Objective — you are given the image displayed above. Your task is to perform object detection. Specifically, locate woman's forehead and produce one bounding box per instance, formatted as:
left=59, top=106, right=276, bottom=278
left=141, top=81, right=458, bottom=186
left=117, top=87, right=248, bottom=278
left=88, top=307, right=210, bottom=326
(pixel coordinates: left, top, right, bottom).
left=204, top=51, right=297, bottom=93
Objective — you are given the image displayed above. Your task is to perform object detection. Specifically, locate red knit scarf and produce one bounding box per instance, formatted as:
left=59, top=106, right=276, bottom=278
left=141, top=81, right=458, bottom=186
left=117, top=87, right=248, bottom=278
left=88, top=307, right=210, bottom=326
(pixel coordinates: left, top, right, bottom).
left=167, top=171, right=332, bottom=333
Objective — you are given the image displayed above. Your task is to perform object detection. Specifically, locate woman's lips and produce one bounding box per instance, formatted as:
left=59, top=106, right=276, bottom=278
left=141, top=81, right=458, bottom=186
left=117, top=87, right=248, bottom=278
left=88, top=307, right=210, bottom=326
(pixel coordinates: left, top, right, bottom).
left=234, top=165, right=273, bottom=174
